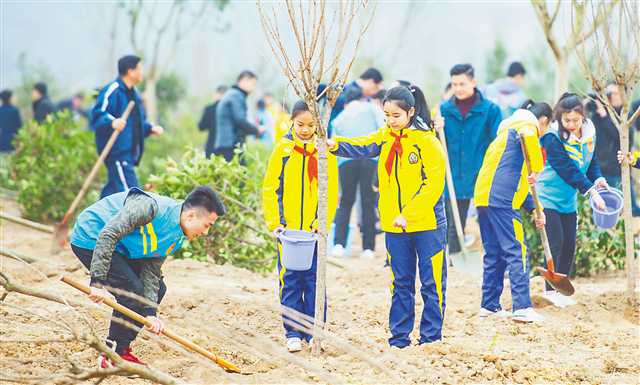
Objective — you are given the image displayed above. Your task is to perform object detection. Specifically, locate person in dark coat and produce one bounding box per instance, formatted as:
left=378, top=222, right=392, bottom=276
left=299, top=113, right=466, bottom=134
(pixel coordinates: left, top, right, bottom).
left=90, top=55, right=164, bottom=198
left=57, top=92, right=88, bottom=120
left=32, top=82, right=55, bottom=123
left=0, top=89, right=22, bottom=152
left=198, top=85, right=227, bottom=158
left=213, top=71, right=264, bottom=162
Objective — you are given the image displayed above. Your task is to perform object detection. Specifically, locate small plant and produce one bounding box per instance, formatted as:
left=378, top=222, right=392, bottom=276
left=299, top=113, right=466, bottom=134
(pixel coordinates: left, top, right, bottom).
left=149, top=144, right=276, bottom=272
left=10, top=111, right=100, bottom=223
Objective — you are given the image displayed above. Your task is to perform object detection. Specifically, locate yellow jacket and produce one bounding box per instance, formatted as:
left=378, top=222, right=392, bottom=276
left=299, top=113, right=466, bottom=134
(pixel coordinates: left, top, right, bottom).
left=474, top=109, right=544, bottom=211
left=262, top=132, right=338, bottom=232
left=333, top=126, right=446, bottom=233
left=267, top=105, right=292, bottom=141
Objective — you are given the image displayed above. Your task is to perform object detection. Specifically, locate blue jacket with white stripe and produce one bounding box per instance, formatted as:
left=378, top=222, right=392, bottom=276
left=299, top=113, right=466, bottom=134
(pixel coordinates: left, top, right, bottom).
left=90, top=77, right=153, bottom=164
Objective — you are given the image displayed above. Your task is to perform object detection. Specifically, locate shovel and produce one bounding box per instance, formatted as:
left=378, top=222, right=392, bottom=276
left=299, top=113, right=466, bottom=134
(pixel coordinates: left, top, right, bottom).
left=519, top=133, right=575, bottom=296
left=52, top=101, right=135, bottom=253
left=435, top=122, right=483, bottom=275
left=60, top=275, right=242, bottom=373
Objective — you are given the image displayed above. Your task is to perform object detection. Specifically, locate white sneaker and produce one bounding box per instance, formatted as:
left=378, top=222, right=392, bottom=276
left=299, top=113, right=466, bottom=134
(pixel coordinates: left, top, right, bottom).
left=331, top=244, right=345, bottom=258
left=479, top=308, right=510, bottom=318
left=286, top=337, right=302, bottom=352
left=512, top=307, right=544, bottom=323
left=360, top=249, right=376, bottom=259
left=543, top=290, right=568, bottom=308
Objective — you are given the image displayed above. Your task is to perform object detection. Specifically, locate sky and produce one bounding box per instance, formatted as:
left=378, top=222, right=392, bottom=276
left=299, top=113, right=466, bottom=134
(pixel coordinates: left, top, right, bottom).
left=1, top=0, right=563, bottom=102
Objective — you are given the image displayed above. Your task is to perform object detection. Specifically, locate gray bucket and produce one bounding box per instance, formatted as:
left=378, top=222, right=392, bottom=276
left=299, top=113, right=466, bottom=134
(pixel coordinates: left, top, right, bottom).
left=590, top=188, right=623, bottom=229
left=277, top=229, right=318, bottom=271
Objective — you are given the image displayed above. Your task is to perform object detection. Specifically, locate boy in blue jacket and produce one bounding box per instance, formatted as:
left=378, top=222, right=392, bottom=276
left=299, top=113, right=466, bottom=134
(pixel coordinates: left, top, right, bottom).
left=91, top=55, right=164, bottom=198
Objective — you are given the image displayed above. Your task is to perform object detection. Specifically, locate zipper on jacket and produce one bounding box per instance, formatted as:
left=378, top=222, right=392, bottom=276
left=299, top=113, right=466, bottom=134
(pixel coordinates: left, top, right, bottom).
left=395, top=130, right=403, bottom=214
left=300, top=143, right=306, bottom=230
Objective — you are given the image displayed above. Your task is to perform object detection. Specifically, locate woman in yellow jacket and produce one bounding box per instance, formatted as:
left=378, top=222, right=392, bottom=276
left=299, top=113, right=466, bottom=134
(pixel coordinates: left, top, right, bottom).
left=329, top=85, right=447, bottom=347
left=262, top=100, right=338, bottom=353
left=473, top=101, right=551, bottom=323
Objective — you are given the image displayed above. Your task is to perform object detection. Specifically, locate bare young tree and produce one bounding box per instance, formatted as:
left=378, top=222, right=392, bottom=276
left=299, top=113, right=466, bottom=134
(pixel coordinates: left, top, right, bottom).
left=573, top=1, right=639, bottom=300
left=257, top=0, right=373, bottom=355
left=530, top=0, right=618, bottom=100
left=118, top=0, right=229, bottom=121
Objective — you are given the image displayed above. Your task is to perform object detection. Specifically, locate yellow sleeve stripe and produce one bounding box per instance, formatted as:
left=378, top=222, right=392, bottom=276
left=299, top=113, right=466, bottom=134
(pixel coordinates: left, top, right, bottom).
left=146, top=223, right=158, bottom=252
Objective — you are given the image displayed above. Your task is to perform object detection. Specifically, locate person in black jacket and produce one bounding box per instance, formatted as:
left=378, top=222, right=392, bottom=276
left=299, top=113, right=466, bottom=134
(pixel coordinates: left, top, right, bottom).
left=32, top=82, right=55, bottom=123
left=198, top=85, right=227, bottom=158
left=213, top=71, right=264, bottom=162
left=0, top=89, right=22, bottom=152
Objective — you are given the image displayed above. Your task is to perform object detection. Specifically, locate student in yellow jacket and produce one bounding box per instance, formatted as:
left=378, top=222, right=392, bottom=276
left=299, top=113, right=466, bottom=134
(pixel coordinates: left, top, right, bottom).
left=474, top=101, right=551, bottom=323
left=618, top=150, right=640, bottom=169
left=329, top=85, right=447, bottom=347
left=262, top=100, right=338, bottom=353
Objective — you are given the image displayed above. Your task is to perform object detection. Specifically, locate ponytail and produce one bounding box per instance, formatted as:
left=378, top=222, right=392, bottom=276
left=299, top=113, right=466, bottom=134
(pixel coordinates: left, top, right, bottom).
left=520, top=99, right=552, bottom=121
left=383, top=84, right=433, bottom=131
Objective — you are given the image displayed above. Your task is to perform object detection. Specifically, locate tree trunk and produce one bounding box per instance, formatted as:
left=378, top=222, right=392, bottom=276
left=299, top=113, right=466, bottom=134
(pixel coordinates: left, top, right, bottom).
left=144, top=75, right=159, bottom=124
left=554, top=54, right=569, bottom=101
left=312, top=106, right=331, bottom=356
left=619, top=122, right=638, bottom=299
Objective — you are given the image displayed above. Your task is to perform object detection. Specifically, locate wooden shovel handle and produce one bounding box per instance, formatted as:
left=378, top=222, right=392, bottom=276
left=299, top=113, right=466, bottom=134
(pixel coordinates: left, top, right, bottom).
left=436, top=124, right=467, bottom=255
left=518, top=133, right=555, bottom=269
left=59, top=101, right=136, bottom=225
left=60, top=275, right=241, bottom=373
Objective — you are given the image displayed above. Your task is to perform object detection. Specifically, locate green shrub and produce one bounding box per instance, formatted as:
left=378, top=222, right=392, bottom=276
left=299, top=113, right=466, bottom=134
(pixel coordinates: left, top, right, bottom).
left=523, top=194, right=627, bottom=277
left=149, top=143, right=276, bottom=272
left=10, top=111, right=101, bottom=223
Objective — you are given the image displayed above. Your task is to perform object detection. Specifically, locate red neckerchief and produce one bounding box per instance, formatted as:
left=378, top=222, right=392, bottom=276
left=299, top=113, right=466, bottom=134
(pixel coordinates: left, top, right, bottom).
left=385, top=130, right=407, bottom=177
left=293, top=145, right=318, bottom=185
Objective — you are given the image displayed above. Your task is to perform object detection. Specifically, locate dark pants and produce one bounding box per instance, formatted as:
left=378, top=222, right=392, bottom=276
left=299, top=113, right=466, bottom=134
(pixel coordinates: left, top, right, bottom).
left=71, top=245, right=166, bottom=354
left=386, top=227, right=447, bottom=347
left=445, top=198, right=470, bottom=253
left=478, top=207, right=531, bottom=312
left=543, top=209, right=577, bottom=291
left=101, top=156, right=138, bottom=198
left=334, top=159, right=377, bottom=251
left=276, top=241, right=326, bottom=342
left=213, top=147, right=235, bottom=162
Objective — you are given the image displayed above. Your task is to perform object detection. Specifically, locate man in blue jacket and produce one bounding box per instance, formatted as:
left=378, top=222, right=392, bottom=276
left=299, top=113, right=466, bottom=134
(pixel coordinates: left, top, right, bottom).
left=0, top=89, right=22, bottom=152
left=213, top=70, right=263, bottom=162
left=91, top=55, right=164, bottom=198
left=440, top=64, right=502, bottom=254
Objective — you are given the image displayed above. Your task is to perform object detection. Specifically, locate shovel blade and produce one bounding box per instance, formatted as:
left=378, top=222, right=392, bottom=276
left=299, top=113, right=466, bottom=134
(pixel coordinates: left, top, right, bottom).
left=536, top=266, right=575, bottom=296
left=51, top=223, right=69, bottom=254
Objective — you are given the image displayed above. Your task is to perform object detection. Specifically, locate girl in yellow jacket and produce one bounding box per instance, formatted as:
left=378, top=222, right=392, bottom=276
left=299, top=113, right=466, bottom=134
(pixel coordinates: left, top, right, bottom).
left=473, top=101, right=551, bottom=323
left=262, top=100, right=338, bottom=353
left=329, top=85, right=447, bottom=347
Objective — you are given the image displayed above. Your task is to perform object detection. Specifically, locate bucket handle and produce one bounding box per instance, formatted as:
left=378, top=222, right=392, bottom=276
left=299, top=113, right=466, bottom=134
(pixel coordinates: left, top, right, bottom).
left=274, top=228, right=318, bottom=243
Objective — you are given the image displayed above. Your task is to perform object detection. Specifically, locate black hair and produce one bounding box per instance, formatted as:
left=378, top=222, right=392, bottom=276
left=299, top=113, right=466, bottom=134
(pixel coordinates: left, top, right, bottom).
left=444, top=82, right=452, bottom=92
left=216, top=85, right=228, bottom=94
left=507, top=61, right=526, bottom=77
left=33, top=82, right=48, bottom=96
left=520, top=99, right=552, bottom=121
left=183, top=186, right=226, bottom=216
left=450, top=63, right=474, bottom=78
left=360, top=68, right=383, bottom=83
left=0, top=89, right=12, bottom=104
left=383, top=84, right=432, bottom=130
left=373, top=89, right=386, bottom=101
left=344, top=86, right=364, bottom=104
left=237, top=70, right=257, bottom=82
left=554, top=92, right=585, bottom=141
left=118, top=55, right=141, bottom=76
left=257, top=99, right=266, bottom=110
left=395, top=80, right=411, bottom=88
left=291, top=100, right=310, bottom=120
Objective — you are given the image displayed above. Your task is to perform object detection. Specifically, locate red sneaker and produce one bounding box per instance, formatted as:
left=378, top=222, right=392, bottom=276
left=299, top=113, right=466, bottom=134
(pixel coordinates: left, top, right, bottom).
left=97, top=348, right=146, bottom=369
left=120, top=348, right=146, bottom=365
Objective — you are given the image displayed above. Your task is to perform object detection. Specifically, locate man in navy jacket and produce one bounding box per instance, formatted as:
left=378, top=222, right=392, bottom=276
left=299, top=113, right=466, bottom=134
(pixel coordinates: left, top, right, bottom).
left=440, top=64, right=502, bottom=253
left=91, top=55, right=164, bottom=198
